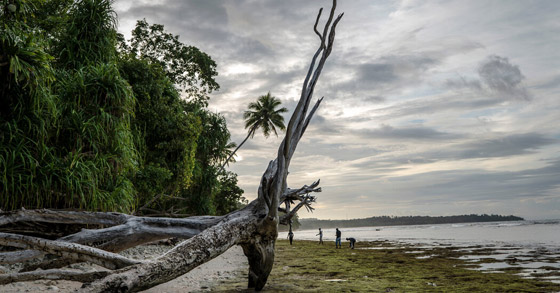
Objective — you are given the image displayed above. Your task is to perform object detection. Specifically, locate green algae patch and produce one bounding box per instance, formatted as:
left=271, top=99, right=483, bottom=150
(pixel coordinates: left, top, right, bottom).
left=212, top=240, right=560, bottom=292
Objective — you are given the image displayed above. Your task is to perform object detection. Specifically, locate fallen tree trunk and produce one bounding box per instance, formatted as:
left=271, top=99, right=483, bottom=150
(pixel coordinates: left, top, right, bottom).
left=0, top=1, right=342, bottom=291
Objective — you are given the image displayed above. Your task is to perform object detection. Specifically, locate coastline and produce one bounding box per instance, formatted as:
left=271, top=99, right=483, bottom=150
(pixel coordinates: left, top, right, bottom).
left=213, top=240, right=560, bottom=292
left=2, top=239, right=559, bottom=292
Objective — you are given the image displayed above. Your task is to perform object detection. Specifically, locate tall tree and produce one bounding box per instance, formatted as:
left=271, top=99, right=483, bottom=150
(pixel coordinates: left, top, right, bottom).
left=179, top=107, right=236, bottom=215
left=120, top=19, right=219, bottom=103
left=118, top=58, right=202, bottom=215
left=117, top=20, right=243, bottom=216
left=221, top=92, right=288, bottom=171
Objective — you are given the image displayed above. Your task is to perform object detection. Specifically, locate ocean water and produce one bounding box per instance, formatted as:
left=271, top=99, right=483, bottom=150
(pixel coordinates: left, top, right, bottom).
left=285, top=220, right=560, bottom=283
left=289, top=220, right=560, bottom=249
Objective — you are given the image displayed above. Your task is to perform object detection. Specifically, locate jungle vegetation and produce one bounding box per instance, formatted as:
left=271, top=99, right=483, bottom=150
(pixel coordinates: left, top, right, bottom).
left=0, top=0, right=247, bottom=216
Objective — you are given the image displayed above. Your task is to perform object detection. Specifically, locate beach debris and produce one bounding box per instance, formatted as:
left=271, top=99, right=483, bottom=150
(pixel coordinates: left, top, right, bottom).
left=427, top=282, right=437, bottom=287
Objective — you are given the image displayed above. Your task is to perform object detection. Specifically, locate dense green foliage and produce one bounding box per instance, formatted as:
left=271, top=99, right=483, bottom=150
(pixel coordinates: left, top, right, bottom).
left=1, top=0, right=245, bottom=215
left=299, top=214, right=525, bottom=230
left=121, top=19, right=219, bottom=102
left=1, top=0, right=137, bottom=212
left=117, top=57, right=201, bottom=214
left=179, top=108, right=240, bottom=215
left=118, top=20, right=245, bottom=216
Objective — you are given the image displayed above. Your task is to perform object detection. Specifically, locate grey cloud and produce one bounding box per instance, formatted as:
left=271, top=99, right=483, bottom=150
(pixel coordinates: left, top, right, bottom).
left=444, top=55, right=531, bottom=102
left=347, top=132, right=556, bottom=170
left=321, top=53, right=440, bottom=109
left=358, top=124, right=460, bottom=141
left=351, top=54, right=438, bottom=90
left=406, top=159, right=560, bottom=202
left=363, top=96, right=386, bottom=103
left=119, top=0, right=228, bottom=35
left=373, top=94, right=500, bottom=121
left=534, top=73, right=560, bottom=90
left=349, top=157, right=436, bottom=170
left=258, top=67, right=306, bottom=94
left=445, top=76, right=482, bottom=90
left=117, top=0, right=276, bottom=65
left=478, top=55, right=531, bottom=100
left=296, top=143, right=380, bottom=161
left=357, top=63, right=397, bottom=85
left=457, top=133, right=555, bottom=159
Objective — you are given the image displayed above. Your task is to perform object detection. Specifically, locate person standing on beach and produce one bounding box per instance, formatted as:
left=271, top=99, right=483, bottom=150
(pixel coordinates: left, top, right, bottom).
left=316, top=228, right=323, bottom=244
left=335, top=228, right=342, bottom=248
left=288, top=230, right=294, bottom=245
left=346, top=237, right=356, bottom=249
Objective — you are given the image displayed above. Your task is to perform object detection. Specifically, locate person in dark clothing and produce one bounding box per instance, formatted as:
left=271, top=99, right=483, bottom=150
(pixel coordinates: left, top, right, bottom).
left=335, top=228, right=342, bottom=248
left=316, top=228, right=323, bottom=244
left=288, top=231, right=294, bottom=245
left=346, top=237, right=356, bottom=249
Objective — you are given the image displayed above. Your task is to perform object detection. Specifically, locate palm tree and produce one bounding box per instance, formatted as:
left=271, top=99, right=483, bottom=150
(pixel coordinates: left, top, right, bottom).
left=221, top=92, right=288, bottom=171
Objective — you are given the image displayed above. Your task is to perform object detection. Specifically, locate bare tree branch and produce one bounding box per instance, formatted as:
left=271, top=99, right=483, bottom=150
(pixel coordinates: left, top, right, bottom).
left=281, top=180, right=321, bottom=202
left=280, top=194, right=316, bottom=225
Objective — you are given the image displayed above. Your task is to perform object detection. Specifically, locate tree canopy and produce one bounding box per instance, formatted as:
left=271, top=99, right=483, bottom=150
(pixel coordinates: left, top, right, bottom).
left=1, top=0, right=244, bottom=216
left=244, top=92, right=288, bottom=138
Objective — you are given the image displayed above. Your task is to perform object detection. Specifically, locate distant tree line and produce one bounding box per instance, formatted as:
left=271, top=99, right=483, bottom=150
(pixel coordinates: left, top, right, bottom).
left=299, top=214, right=524, bottom=230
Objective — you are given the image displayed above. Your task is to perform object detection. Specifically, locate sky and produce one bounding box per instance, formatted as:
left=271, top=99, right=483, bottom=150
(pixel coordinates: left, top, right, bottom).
left=113, top=0, right=560, bottom=220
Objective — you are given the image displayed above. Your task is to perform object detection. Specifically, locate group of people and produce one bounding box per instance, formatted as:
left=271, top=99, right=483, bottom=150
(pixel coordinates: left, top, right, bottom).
left=332, top=228, right=356, bottom=249
left=289, top=227, right=356, bottom=249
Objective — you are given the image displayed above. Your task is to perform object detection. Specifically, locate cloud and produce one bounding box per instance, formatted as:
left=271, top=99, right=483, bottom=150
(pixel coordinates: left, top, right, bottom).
left=357, top=63, right=398, bottom=85
left=445, top=76, right=482, bottom=90
left=335, top=54, right=439, bottom=92
left=478, top=55, right=531, bottom=100
left=113, top=0, right=560, bottom=220
left=363, top=96, right=386, bottom=103
left=445, top=55, right=531, bottom=100
left=455, top=133, right=554, bottom=159
left=357, top=124, right=460, bottom=141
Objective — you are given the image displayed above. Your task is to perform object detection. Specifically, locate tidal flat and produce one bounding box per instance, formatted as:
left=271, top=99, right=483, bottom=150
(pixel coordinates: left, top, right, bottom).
left=213, top=240, right=560, bottom=292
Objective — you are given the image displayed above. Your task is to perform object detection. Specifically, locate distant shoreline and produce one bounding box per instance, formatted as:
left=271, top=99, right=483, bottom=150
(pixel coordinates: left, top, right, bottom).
left=297, top=214, right=524, bottom=230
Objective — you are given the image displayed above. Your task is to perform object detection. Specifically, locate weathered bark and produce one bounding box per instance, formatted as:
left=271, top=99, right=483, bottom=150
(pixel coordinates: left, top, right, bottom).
left=58, top=215, right=222, bottom=252
left=0, top=209, right=221, bottom=251
left=83, top=202, right=261, bottom=292
left=0, top=249, right=42, bottom=264
left=0, top=209, right=129, bottom=227
left=0, top=269, right=110, bottom=285
left=0, top=1, right=342, bottom=291
left=1, top=211, right=222, bottom=271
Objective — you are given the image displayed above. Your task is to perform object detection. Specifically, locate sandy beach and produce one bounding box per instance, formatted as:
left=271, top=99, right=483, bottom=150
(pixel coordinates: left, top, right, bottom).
left=0, top=245, right=248, bottom=292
